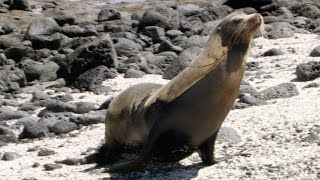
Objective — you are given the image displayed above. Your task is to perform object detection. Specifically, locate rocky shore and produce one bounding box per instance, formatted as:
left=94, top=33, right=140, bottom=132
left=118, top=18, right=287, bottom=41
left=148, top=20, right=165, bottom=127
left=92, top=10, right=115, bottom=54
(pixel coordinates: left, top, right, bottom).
left=0, top=0, right=320, bottom=179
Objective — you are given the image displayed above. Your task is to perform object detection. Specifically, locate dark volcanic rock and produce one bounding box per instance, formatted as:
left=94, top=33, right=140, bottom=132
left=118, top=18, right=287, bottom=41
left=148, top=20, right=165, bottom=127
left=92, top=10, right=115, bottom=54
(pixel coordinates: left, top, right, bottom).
left=239, top=84, right=264, bottom=99
left=62, top=34, right=117, bottom=81
left=139, top=8, right=181, bottom=30
left=296, top=61, right=320, bottom=81
left=73, top=65, right=117, bottom=90
left=142, top=26, right=165, bottom=43
left=37, top=112, right=75, bottom=129
left=310, top=45, right=320, bottom=57
left=262, top=48, right=285, bottom=56
left=19, top=122, right=49, bottom=139
left=44, top=163, right=62, bottom=171
left=42, top=100, right=77, bottom=113
left=0, top=125, right=18, bottom=145
left=29, top=33, right=61, bottom=50
left=180, top=16, right=204, bottom=35
left=51, top=121, right=78, bottom=134
left=26, top=17, right=59, bottom=39
left=0, top=65, right=26, bottom=93
left=19, top=59, right=59, bottom=82
left=0, top=107, right=29, bottom=120
left=4, top=46, right=34, bottom=62
left=31, top=90, right=50, bottom=102
left=9, top=0, right=30, bottom=11
left=56, top=158, right=80, bottom=165
left=2, top=152, right=21, bottom=161
left=166, top=30, right=184, bottom=39
left=97, top=6, right=121, bottom=21
left=158, top=40, right=183, bottom=54
left=260, top=83, right=299, bottom=100
left=53, top=15, right=76, bottom=26
left=224, top=0, right=272, bottom=12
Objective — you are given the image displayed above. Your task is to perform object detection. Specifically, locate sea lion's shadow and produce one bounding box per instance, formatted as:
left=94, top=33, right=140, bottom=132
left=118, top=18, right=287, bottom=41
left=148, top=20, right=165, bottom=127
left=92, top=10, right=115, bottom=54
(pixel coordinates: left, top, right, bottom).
left=84, top=162, right=203, bottom=179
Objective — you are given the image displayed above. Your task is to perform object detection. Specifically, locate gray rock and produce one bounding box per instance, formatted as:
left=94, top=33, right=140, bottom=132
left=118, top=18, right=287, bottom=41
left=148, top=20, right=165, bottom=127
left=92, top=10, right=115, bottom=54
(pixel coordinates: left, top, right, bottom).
left=139, top=8, right=181, bottom=30
left=310, top=45, right=320, bottom=57
left=291, top=3, right=320, bottom=19
left=274, top=7, right=294, bottom=19
left=180, top=16, right=204, bottom=35
left=142, top=26, right=165, bottom=44
left=53, top=15, right=76, bottom=26
left=2, top=152, right=21, bottom=161
left=265, top=22, right=308, bottom=39
left=51, top=121, right=78, bottom=134
left=42, top=100, right=77, bottom=113
left=97, top=6, right=121, bottom=22
left=52, top=93, right=73, bottom=102
left=201, top=20, right=221, bottom=36
left=38, top=148, right=56, bottom=156
left=296, top=61, right=320, bottom=81
left=223, top=0, right=271, bottom=11
left=303, top=82, right=319, bottom=88
left=59, top=25, right=98, bottom=38
left=239, top=95, right=267, bottom=107
left=217, top=127, right=242, bottom=144
left=0, top=66, right=27, bottom=92
left=260, top=83, right=299, bottom=100
left=56, top=158, right=80, bottom=165
left=175, top=4, right=202, bottom=17
left=19, top=122, right=49, bottom=139
left=165, top=30, right=183, bottom=39
left=199, top=5, right=232, bottom=22
left=31, top=90, right=50, bottom=102
left=73, top=65, right=117, bottom=90
left=262, top=48, right=285, bottom=56
left=88, top=85, right=111, bottom=95
left=178, top=35, right=209, bottom=49
left=0, top=35, right=22, bottom=49
left=0, top=107, right=29, bottom=120
left=38, top=112, right=75, bottom=128
left=113, top=38, right=142, bottom=57
left=0, top=125, right=18, bottom=145
left=124, top=68, right=146, bottom=78
left=158, top=40, right=183, bottom=54
left=75, top=102, right=95, bottom=114
left=44, top=163, right=62, bottom=171
left=19, top=59, right=59, bottom=82
left=70, top=110, right=106, bottom=126
left=239, top=84, right=264, bottom=99
left=26, top=17, right=59, bottom=39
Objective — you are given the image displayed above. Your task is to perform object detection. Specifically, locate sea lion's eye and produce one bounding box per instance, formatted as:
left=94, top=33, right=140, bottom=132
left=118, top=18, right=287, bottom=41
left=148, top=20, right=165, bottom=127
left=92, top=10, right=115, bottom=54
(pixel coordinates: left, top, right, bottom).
left=217, top=27, right=221, bottom=31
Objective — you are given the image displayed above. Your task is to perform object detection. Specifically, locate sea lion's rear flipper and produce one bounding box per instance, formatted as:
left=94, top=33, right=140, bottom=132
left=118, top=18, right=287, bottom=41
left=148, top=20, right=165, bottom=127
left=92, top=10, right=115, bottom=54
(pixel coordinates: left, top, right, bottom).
left=199, top=130, right=246, bottom=165
left=105, top=124, right=162, bottom=172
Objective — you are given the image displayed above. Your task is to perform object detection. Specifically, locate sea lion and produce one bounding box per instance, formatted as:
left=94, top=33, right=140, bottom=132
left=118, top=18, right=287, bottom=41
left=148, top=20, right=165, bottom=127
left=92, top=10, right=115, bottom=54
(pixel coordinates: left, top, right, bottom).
left=85, top=11, right=263, bottom=172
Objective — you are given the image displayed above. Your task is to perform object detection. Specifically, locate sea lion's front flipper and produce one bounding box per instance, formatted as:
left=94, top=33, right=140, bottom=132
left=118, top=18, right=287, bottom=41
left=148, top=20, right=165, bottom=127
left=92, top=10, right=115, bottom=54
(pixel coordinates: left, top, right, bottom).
left=198, top=129, right=246, bottom=165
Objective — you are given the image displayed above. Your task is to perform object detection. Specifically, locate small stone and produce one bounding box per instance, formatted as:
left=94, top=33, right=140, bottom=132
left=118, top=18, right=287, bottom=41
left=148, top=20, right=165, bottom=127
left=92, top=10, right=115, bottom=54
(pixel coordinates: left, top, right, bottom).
left=32, top=162, right=40, bottom=168
left=56, top=158, right=80, bottom=165
left=38, top=148, right=56, bottom=156
left=310, top=45, right=320, bottom=57
left=296, top=61, right=320, bottom=81
left=43, top=163, right=62, bottom=171
left=2, top=152, right=21, bottom=161
left=262, top=48, right=285, bottom=56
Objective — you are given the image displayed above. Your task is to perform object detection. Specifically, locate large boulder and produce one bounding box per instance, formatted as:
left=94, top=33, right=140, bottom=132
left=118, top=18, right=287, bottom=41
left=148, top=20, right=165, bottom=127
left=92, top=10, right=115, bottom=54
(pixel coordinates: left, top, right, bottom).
left=97, top=6, right=121, bottom=22
left=296, top=61, right=320, bottom=81
left=26, top=17, right=59, bottom=39
left=61, top=34, right=118, bottom=81
left=19, top=59, right=59, bottom=82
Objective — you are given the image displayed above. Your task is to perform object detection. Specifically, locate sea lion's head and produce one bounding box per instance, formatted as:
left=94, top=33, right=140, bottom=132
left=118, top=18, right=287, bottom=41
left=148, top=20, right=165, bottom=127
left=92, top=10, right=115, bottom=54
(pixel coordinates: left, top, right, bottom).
left=215, top=11, right=263, bottom=47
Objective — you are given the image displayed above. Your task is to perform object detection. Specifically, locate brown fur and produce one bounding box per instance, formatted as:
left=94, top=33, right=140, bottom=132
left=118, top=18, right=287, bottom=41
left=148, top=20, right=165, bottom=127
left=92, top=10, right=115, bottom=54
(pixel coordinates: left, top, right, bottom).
left=84, top=11, right=263, bottom=172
